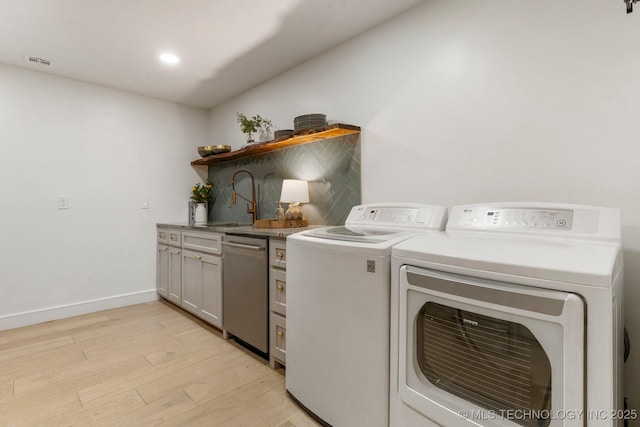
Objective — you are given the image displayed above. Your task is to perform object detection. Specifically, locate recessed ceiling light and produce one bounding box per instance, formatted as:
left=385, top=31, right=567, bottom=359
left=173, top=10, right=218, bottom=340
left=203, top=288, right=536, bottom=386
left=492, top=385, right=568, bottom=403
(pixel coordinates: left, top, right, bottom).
left=159, top=53, right=180, bottom=65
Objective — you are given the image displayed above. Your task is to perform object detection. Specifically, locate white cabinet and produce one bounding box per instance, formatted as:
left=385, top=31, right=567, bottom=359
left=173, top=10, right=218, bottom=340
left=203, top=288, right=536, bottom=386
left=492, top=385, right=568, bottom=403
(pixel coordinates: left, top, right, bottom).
left=181, top=231, right=224, bottom=329
left=182, top=231, right=223, bottom=255
left=158, top=228, right=181, bottom=246
left=157, top=228, right=181, bottom=303
left=157, top=243, right=169, bottom=298
left=200, top=254, right=223, bottom=326
left=270, top=311, right=286, bottom=365
left=181, top=249, right=222, bottom=328
left=156, top=227, right=223, bottom=330
left=270, top=268, right=286, bottom=316
left=181, top=249, right=203, bottom=314
left=167, top=246, right=182, bottom=305
left=269, top=238, right=287, bottom=368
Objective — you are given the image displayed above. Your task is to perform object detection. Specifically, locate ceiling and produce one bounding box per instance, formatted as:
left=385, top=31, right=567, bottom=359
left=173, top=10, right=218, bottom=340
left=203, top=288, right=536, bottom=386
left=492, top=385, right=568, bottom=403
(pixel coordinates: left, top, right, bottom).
left=0, top=0, right=423, bottom=109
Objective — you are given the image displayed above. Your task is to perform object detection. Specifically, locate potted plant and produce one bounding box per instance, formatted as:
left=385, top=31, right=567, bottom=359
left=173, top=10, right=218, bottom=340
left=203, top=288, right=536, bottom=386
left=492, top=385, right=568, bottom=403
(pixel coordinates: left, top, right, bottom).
left=190, top=179, right=213, bottom=225
left=236, top=113, right=272, bottom=143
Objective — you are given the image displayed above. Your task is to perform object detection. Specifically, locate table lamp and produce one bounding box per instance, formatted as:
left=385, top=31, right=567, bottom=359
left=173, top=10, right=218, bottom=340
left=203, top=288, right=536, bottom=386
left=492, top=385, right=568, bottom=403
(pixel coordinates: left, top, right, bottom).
left=280, top=179, right=309, bottom=221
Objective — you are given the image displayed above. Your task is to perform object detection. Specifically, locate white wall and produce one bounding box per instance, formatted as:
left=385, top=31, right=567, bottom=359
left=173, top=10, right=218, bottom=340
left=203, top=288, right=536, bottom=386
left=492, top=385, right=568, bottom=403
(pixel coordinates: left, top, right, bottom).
left=208, top=0, right=640, bottom=418
left=0, top=64, right=208, bottom=328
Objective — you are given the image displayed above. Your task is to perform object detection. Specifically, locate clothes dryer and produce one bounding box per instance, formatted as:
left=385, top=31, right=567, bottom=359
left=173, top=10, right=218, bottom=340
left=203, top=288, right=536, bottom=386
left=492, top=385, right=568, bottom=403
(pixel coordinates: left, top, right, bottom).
left=390, top=202, right=624, bottom=427
left=286, top=203, right=448, bottom=427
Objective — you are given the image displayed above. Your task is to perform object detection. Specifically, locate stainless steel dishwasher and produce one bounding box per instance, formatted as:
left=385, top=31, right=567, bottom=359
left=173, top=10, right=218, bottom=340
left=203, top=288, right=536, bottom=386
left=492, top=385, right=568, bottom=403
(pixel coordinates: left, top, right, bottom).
left=222, top=234, right=269, bottom=355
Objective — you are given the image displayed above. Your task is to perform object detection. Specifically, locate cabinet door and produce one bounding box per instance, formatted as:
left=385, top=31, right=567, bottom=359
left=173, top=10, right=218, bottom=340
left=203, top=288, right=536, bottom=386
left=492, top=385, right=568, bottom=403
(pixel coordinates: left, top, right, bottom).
left=156, top=244, right=169, bottom=298
left=181, top=249, right=203, bottom=315
left=181, top=249, right=223, bottom=328
left=200, top=254, right=223, bottom=329
left=269, top=239, right=287, bottom=269
left=270, top=312, right=286, bottom=365
left=269, top=268, right=286, bottom=316
left=168, top=246, right=182, bottom=305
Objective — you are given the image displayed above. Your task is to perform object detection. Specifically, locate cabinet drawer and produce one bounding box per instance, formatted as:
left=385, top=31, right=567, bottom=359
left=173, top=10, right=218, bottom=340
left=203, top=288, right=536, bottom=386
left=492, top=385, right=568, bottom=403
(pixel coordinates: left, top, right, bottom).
left=270, top=312, right=286, bottom=364
left=269, top=268, right=286, bottom=316
left=157, top=228, right=169, bottom=244
left=168, top=230, right=181, bottom=246
left=182, top=231, right=223, bottom=255
left=158, top=228, right=181, bottom=246
left=270, top=239, right=286, bottom=269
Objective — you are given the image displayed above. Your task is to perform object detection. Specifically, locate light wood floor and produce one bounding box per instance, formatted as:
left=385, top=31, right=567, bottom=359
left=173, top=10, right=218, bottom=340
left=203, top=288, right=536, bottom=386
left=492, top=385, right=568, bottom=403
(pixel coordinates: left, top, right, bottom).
left=0, top=300, right=320, bottom=426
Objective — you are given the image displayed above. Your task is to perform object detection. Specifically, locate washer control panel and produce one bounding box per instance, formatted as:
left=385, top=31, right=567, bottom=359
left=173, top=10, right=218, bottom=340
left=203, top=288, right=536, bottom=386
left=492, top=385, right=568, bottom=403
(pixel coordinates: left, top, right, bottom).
left=364, top=207, right=419, bottom=223
left=345, top=204, right=448, bottom=230
left=457, top=207, right=574, bottom=230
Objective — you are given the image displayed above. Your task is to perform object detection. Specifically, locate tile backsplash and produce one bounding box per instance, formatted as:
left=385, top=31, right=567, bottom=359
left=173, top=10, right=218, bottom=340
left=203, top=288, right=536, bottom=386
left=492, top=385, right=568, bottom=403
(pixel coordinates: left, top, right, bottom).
left=207, top=133, right=361, bottom=226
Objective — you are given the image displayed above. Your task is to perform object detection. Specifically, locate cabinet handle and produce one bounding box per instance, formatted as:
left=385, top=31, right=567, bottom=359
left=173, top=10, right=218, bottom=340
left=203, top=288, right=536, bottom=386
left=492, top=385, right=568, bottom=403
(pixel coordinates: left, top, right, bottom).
left=159, top=247, right=167, bottom=251
left=194, top=255, right=201, bottom=260
left=276, top=250, right=284, bottom=259
left=277, top=330, right=284, bottom=337
left=277, top=284, right=284, bottom=291
left=222, top=241, right=266, bottom=251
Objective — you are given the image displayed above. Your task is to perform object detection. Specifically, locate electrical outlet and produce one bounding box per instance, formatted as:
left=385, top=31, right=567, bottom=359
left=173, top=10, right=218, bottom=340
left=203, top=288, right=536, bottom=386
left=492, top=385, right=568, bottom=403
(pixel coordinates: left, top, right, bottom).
left=142, top=198, right=149, bottom=209
left=57, top=196, right=69, bottom=210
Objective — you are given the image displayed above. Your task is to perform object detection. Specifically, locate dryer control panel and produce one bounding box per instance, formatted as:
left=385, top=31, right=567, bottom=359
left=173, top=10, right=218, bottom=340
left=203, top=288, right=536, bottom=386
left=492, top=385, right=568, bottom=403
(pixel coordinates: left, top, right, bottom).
left=447, top=202, right=621, bottom=241
left=458, top=207, right=574, bottom=230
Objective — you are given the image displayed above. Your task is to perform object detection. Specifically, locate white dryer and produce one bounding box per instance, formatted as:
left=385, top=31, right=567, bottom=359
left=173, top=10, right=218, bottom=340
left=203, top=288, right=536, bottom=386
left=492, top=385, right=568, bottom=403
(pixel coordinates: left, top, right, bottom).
left=286, top=203, right=448, bottom=427
left=390, top=202, right=624, bottom=427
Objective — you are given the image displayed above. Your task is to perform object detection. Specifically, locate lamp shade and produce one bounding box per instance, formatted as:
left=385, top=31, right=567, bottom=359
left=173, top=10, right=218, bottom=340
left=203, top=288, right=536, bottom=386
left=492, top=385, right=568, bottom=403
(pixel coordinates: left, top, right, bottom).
left=280, top=179, right=309, bottom=203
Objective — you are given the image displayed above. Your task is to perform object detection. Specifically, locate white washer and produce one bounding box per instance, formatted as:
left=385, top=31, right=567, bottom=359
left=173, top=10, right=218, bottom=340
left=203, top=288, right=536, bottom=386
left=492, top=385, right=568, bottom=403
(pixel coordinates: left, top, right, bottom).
left=390, top=202, right=624, bottom=427
left=286, top=203, right=448, bottom=427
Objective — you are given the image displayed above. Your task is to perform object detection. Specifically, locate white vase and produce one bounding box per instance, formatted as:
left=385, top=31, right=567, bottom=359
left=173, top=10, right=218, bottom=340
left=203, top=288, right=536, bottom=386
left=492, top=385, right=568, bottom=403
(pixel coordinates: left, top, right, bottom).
left=194, top=202, right=208, bottom=225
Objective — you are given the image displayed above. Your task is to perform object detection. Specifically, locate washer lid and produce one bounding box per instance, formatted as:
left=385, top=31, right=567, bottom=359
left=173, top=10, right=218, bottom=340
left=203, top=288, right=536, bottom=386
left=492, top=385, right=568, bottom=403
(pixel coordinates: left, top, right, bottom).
left=305, top=226, right=410, bottom=243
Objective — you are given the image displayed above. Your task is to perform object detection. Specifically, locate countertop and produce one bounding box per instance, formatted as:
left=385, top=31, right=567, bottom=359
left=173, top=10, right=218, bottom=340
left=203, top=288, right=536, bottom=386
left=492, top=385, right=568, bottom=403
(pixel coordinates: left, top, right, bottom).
left=156, top=222, right=318, bottom=239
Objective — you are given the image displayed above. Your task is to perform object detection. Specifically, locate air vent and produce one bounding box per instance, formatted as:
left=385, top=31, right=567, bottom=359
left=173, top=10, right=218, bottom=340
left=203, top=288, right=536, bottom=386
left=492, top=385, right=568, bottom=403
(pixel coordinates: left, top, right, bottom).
left=24, top=54, right=54, bottom=67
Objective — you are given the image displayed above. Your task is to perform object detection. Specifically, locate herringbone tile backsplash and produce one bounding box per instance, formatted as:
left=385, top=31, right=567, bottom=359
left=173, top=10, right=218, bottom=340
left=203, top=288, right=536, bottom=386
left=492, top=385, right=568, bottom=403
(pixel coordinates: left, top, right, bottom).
left=207, top=133, right=361, bottom=226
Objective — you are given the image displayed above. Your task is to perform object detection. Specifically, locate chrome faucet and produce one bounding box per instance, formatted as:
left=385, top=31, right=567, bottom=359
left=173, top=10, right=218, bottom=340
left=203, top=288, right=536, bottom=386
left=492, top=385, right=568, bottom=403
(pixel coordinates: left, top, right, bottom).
left=231, top=169, right=257, bottom=224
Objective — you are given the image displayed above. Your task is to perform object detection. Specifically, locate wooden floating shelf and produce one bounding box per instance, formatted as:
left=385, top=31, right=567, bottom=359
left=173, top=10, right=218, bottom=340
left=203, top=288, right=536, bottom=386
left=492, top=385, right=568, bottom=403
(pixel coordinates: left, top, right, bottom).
left=191, top=123, right=360, bottom=166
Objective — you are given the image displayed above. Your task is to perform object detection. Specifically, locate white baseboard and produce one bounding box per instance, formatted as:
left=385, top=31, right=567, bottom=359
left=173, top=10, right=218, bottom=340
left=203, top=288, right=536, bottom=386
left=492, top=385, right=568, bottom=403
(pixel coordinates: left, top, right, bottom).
left=0, top=289, right=159, bottom=331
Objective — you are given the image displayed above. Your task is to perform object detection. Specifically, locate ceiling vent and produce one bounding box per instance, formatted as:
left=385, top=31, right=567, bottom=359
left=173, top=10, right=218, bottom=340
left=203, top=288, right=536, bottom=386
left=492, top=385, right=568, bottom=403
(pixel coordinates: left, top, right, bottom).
left=24, top=54, right=54, bottom=67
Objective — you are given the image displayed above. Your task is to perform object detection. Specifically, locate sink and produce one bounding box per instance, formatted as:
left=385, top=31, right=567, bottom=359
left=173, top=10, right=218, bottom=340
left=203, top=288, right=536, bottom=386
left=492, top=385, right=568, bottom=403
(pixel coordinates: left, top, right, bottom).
left=204, top=222, right=253, bottom=227
left=189, top=222, right=238, bottom=228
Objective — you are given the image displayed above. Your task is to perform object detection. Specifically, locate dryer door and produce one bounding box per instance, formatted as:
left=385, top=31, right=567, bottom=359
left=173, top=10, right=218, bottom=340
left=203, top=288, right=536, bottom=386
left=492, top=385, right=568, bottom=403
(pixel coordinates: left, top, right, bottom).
left=398, top=266, right=585, bottom=427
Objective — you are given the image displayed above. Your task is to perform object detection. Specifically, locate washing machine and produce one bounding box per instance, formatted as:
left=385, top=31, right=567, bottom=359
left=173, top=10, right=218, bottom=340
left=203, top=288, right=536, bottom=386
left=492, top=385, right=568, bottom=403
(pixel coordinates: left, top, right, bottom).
left=286, top=203, right=448, bottom=427
left=390, top=202, right=624, bottom=427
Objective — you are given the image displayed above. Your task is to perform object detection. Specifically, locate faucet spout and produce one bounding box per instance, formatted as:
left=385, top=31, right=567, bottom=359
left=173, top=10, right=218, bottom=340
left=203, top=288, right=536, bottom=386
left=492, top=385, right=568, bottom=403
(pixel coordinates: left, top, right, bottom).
left=231, top=169, right=257, bottom=224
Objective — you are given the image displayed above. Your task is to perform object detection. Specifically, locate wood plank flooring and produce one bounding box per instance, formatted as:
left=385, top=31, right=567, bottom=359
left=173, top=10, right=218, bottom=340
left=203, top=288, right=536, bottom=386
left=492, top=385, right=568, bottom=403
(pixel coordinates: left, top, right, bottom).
left=0, top=300, right=320, bottom=426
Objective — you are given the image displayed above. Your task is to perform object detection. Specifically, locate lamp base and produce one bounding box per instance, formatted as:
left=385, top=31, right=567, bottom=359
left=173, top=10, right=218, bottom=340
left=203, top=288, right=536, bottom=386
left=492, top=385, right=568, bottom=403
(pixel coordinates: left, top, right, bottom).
left=285, top=203, right=303, bottom=220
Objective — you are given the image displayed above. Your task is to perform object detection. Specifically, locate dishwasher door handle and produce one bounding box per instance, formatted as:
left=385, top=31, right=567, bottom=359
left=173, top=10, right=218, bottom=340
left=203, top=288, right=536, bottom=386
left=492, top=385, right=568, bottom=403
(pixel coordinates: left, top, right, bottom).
left=222, top=241, right=266, bottom=251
